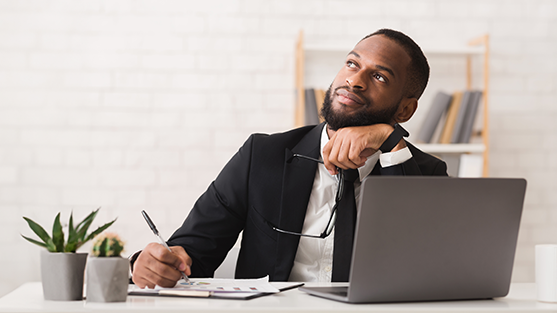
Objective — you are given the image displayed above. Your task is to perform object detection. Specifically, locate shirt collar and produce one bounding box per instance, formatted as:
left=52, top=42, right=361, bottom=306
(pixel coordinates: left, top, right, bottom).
left=319, top=125, right=380, bottom=182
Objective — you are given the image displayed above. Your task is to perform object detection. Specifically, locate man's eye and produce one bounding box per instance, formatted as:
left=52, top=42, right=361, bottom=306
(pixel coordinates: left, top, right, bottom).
left=374, top=74, right=385, bottom=82
left=347, top=61, right=356, bottom=68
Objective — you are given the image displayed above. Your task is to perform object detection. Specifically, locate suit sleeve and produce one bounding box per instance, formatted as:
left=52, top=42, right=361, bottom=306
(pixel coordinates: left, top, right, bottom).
left=166, top=135, right=256, bottom=277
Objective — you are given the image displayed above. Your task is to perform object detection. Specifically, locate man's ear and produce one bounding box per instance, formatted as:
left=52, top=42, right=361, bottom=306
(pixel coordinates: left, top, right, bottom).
left=394, top=97, right=418, bottom=123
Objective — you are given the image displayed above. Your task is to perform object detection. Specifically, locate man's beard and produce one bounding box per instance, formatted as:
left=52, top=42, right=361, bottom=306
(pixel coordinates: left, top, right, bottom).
left=320, top=84, right=401, bottom=131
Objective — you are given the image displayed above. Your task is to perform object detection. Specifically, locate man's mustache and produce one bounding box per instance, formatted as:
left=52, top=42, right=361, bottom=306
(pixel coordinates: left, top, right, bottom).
left=334, top=86, right=370, bottom=106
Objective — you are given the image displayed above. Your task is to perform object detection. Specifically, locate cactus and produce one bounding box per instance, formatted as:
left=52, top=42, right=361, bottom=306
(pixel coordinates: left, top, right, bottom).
left=91, top=232, right=125, bottom=257
left=21, top=207, right=117, bottom=253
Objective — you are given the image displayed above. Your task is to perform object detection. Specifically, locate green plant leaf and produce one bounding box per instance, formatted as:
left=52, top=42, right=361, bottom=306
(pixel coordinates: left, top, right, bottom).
left=65, top=212, right=77, bottom=253
left=45, top=238, right=57, bottom=252
left=79, top=218, right=117, bottom=249
left=75, top=208, right=98, bottom=231
left=66, top=211, right=77, bottom=250
left=21, top=235, right=56, bottom=251
left=111, top=238, right=124, bottom=257
left=99, top=237, right=109, bottom=257
left=52, top=213, right=65, bottom=252
left=21, top=234, right=47, bottom=248
left=64, top=242, right=77, bottom=253
left=75, top=208, right=100, bottom=242
left=22, top=216, right=52, bottom=246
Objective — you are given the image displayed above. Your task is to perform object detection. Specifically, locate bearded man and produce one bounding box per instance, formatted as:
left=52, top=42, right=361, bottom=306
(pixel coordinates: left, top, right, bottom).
left=131, top=29, right=448, bottom=287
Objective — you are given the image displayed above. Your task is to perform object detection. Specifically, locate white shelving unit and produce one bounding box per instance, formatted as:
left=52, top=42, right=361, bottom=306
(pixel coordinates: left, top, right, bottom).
left=295, top=31, right=490, bottom=176
left=414, top=143, right=485, bottom=154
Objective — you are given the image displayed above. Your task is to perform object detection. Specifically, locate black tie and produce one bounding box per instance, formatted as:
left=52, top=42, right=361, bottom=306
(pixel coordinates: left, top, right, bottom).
left=332, top=168, right=359, bottom=282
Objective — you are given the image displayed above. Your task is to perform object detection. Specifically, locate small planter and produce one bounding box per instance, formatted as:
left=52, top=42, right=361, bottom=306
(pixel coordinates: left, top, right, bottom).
left=40, top=251, right=88, bottom=301
left=86, top=257, right=129, bottom=302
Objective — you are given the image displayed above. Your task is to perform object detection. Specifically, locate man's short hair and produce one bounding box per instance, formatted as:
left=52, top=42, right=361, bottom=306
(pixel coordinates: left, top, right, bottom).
left=362, top=29, right=429, bottom=100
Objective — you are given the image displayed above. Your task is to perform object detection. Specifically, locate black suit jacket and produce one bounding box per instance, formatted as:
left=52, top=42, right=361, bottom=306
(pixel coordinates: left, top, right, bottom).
left=167, top=123, right=448, bottom=281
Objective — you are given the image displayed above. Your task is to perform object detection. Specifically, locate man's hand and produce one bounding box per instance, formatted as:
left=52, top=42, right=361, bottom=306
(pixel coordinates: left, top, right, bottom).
left=132, top=242, right=192, bottom=289
left=323, top=124, right=406, bottom=175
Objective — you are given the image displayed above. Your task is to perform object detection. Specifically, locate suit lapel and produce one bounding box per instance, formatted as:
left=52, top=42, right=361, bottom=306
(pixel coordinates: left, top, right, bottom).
left=370, top=162, right=382, bottom=176
left=273, top=123, right=325, bottom=280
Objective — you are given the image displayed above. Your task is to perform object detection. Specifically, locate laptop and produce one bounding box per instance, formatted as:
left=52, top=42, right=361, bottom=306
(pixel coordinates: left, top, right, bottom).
left=299, top=176, right=527, bottom=303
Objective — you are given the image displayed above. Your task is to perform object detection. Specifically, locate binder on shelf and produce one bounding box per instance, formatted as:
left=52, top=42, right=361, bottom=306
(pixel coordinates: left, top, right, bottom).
left=450, top=91, right=474, bottom=143
left=416, top=91, right=453, bottom=143
left=456, top=91, right=483, bottom=143
left=304, top=88, right=319, bottom=125
left=438, top=91, right=463, bottom=144
left=314, top=89, right=326, bottom=123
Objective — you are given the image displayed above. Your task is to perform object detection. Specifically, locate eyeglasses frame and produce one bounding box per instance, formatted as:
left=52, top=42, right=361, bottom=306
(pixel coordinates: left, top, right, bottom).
left=271, top=153, right=345, bottom=239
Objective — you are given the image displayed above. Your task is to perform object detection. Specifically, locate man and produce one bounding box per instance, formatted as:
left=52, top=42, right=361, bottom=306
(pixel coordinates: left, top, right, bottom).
left=131, top=29, right=448, bottom=288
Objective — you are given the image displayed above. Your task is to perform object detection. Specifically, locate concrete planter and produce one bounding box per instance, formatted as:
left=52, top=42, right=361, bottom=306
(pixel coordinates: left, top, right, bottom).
left=86, top=257, right=129, bottom=302
left=40, top=250, right=88, bottom=301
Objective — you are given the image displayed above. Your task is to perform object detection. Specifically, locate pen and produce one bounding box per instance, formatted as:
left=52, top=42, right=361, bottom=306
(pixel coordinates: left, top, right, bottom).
left=141, top=210, right=191, bottom=284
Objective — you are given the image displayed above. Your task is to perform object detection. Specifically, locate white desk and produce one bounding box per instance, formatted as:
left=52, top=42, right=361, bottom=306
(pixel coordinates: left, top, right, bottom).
left=1, top=282, right=557, bottom=313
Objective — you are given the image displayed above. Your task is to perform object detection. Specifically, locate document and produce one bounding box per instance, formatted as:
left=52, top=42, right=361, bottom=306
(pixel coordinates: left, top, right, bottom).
left=128, top=276, right=304, bottom=300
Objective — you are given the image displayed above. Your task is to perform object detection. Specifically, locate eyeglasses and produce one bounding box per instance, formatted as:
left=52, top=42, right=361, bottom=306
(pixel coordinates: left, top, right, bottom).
left=271, top=154, right=345, bottom=239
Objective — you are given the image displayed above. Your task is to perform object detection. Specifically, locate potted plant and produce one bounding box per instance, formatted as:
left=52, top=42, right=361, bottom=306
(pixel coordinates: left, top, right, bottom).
left=21, top=208, right=116, bottom=301
left=86, top=232, right=129, bottom=302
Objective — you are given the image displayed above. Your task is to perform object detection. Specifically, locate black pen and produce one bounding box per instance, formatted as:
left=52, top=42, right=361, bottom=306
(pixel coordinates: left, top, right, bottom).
left=141, top=210, right=191, bottom=284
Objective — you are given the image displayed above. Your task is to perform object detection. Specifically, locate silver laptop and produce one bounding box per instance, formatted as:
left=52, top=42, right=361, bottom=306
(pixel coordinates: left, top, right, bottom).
left=299, top=176, right=527, bottom=303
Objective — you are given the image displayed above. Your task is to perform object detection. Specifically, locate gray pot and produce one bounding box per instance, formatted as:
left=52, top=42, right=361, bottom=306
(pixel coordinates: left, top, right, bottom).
left=40, top=250, right=88, bottom=301
left=86, top=257, right=129, bottom=302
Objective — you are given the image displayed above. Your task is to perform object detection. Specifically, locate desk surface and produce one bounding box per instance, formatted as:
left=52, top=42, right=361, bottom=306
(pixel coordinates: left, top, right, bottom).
left=1, top=282, right=557, bottom=313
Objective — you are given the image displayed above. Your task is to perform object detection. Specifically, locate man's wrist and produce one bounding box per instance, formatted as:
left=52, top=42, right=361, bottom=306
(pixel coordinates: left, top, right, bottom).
left=392, top=138, right=407, bottom=152
left=379, top=124, right=409, bottom=153
left=129, top=250, right=142, bottom=273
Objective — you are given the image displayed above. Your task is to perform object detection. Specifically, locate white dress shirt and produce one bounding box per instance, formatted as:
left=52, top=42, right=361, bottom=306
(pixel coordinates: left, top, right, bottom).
left=288, top=125, right=412, bottom=282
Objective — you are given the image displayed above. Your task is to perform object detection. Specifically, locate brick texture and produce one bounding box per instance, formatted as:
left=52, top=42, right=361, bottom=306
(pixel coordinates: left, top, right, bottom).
left=1, top=0, right=556, bottom=297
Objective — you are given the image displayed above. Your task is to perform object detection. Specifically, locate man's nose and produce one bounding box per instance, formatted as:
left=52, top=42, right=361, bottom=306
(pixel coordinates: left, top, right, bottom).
left=346, top=72, right=367, bottom=91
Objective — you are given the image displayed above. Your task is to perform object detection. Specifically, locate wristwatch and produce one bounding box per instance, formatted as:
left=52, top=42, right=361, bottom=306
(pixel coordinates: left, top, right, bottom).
left=379, top=124, right=409, bottom=153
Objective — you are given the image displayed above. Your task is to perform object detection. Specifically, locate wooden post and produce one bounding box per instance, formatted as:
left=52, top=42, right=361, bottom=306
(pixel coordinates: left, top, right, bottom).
left=468, top=35, right=490, bottom=177
left=295, top=30, right=305, bottom=128
left=466, top=56, right=472, bottom=90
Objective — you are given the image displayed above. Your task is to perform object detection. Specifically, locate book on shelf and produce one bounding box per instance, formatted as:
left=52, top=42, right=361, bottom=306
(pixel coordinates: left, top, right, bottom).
left=304, top=88, right=319, bottom=125
left=416, top=91, right=452, bottom=143
left=449, top=90, right=474, bottom=143
left=303, top=88, right=326, bottom=125
left=438, top=91, right=463, bottom=144
left=455, top=91, right=483, bottom=143
left=420, top=89, right=483, bottom=145
left=314, top=89, right=326, bottom=123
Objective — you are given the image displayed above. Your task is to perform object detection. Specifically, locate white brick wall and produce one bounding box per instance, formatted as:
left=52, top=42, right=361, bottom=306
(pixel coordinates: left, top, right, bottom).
left=1, top=0, right=556, bottom=297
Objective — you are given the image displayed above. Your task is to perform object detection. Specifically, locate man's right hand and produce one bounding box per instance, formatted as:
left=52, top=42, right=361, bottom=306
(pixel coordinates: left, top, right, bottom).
left=323, top=124, right=394, bottom=175
left=131, top=242, right=192, bottom=289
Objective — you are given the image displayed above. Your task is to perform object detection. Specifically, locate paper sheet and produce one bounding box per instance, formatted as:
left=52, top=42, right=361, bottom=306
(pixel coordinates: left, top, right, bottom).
left=128, top=276, right=280, bottom=296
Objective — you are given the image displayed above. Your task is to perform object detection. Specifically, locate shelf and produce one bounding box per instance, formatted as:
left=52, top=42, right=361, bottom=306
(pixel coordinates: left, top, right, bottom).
left=413, top=143, right=485, bottom=154
left=423, top=46, right=485, bottom=55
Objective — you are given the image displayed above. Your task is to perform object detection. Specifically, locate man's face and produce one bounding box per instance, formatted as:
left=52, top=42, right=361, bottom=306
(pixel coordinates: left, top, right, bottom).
left=321, top=35, right=412, bottom=130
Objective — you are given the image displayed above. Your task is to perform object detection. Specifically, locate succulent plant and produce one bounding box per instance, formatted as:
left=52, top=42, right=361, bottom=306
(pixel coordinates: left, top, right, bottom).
left=21, top=207, right=116, bottom=253
left=91, top=232, right=125, bottom=257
